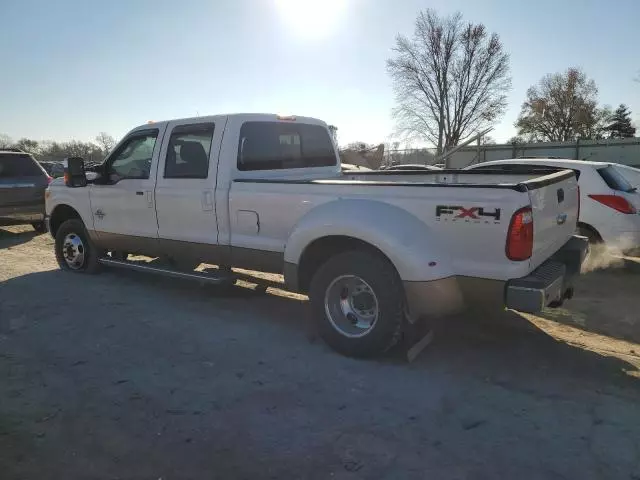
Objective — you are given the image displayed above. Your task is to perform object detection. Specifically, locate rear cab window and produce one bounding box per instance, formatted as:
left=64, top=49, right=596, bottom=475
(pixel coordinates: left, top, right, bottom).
left=237, top=122, right=336, bottom=171
left=597, top=165, right=636, bottom=193
left=0, top=153, right=46, bottom=178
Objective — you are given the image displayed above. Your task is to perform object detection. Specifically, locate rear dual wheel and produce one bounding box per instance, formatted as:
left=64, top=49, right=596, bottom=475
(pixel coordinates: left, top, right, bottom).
left=309, top=251, right=405, bottom=358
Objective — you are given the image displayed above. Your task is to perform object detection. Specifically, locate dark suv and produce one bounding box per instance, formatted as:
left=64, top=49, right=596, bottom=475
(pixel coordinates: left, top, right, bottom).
left=0, top=150, right=51, bottom=232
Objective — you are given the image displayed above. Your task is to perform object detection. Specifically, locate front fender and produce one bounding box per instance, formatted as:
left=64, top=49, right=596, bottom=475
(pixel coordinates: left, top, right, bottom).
left=284, top=199, right=453, bottom=282
left=46, top=186, right=94, bottom=230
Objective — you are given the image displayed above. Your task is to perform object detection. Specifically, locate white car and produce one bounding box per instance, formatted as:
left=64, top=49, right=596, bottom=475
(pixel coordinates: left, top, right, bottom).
left=465, top=159, right=640, bottom=248
left=614, top=164, right=640, bottom=190
left=45, top=114, right=586, bottom=357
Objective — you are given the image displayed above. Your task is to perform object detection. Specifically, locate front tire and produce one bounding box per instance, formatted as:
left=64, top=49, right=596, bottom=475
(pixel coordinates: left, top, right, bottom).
left=309, top=251, right=405, bottom=358
left=54, top=219, right=102, bottom=273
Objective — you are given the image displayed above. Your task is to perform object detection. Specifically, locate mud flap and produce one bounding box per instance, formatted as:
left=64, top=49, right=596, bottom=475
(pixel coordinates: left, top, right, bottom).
left=400, top=317, right=436, bottom=363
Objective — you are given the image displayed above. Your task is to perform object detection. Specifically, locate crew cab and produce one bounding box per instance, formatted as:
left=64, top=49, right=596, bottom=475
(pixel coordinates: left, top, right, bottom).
left=45, top=114, right=587, bottom=357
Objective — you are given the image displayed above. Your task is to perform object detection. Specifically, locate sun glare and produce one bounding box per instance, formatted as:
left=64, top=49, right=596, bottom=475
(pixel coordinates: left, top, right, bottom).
left=275, top=0, right=346, bottom=38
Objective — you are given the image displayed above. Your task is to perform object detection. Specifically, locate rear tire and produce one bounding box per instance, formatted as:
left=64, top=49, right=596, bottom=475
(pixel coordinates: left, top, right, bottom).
left=578, top=225, right=602, bottom=245
left=309, top=251, right=404, bottom=358
left=578, top=225, right=605, bottom=258
left=54, top=219, right=102, bottom=273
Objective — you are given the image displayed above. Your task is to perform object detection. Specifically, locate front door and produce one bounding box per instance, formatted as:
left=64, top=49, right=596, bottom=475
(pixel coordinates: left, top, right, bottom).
left=89, top=127, right=164, bottom=254
left=154, top=119, right=223, bottom=263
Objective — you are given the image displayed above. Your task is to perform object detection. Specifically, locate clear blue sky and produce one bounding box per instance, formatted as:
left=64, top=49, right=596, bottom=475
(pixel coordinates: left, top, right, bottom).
left=1, top=0, right=638, bottom=147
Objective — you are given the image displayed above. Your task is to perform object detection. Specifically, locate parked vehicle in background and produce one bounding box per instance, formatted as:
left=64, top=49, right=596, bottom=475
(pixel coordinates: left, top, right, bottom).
left=0, top=150, right=51, bottom=232
left=45, top=114, right=586, bottom=357
left=40, top=161, right=66, bottom=178
left=465, top=159, right=640, bottom=249
left=614, top=164, right=640, bottom=190
left=341, top=163, right=371, bottom=172
left=383, top=164, right=442, bottom=171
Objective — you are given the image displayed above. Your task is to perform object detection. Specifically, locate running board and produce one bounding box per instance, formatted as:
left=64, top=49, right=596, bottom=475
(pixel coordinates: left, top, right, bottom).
left=97, top=258, right=234, bottom=285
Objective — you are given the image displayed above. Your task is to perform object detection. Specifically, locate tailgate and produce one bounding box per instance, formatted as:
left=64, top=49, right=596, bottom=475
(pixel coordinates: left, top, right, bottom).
left=527, top=170, right=580, bottom=270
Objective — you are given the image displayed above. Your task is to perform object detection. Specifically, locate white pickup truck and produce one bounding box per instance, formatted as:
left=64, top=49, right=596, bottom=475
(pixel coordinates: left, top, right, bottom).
left=45, top=114, right=587, bottom=357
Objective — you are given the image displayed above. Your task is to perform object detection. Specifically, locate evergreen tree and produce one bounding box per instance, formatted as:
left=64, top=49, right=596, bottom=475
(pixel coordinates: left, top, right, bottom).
left=605, top=104, right=636, bottom=138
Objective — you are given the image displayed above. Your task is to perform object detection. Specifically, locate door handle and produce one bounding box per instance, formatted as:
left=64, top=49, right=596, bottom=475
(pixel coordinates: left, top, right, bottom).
left=202, top=190, right=214, bottom=211
left=136, top=191, right=144, bottom=196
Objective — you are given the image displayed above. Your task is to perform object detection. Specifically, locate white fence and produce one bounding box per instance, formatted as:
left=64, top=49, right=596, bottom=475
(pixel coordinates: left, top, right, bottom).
left=446, top=137, right=640, bottom=169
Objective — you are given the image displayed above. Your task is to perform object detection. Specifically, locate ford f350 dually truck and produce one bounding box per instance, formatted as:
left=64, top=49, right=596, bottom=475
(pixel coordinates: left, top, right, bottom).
left=45, top=114, right=587, bottom=357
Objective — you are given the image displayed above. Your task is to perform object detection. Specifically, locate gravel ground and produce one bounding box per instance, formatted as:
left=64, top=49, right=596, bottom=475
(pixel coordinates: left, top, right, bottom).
left=1, top=225, right=640, bottom=480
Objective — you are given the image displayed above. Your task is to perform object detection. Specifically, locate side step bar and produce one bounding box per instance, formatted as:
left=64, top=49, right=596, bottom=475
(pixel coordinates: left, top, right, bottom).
left=97, top=258, right=234, bottom=285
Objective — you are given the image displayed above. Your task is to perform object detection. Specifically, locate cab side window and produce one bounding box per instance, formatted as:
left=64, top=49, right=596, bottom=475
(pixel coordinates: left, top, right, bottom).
left=237, top=122, right=336, bottom=171
left=164, top=124, right=214, bottom=179
left=109, top=130, right=158, bottom=180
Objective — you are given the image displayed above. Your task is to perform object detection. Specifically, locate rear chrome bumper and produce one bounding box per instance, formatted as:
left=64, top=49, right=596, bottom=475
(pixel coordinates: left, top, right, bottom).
left=404, top=236, right=588, bottom=319
left=505, top=235, right=589, bottom=313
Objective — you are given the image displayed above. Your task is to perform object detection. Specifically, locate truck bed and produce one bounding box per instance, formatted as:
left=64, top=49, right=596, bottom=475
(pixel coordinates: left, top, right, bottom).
left=230, top=168, right=579, bottom=282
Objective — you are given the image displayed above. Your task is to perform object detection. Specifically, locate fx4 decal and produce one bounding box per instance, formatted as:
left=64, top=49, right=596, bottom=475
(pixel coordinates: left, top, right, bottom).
left=436, top=205, right=501, bottom=223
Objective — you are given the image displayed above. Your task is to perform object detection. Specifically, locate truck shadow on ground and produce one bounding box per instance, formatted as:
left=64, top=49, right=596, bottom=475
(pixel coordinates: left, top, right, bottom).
left=0, top=227, right=39, bottom=249
left=533, top=266, right=640, bottom=345
left=1, top=266, right=638, bottom=395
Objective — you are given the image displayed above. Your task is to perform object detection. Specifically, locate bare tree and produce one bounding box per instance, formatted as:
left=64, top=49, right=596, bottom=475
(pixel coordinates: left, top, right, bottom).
left=327, top=125, right=338, bottom=145
left=0, top=133, right=13, bottom=149
left=14, top=138, right=39, bottom=154
left=387, top=9, right=511, bottom=154
left=481, top=135, right=496, bottom=145
left=507, top=135, right=526, bottom=144
left=95, top=132, right=116, bottom=155
left=515, top=68, right=608, bottom=141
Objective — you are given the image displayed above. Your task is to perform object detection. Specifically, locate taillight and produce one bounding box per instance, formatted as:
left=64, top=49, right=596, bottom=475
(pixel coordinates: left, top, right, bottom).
left=47, top=175, right=53, bottom=184
left=506, top=207, right=534, bottom=261
left=588, top=194, right=636, bottom=214
left=576, top=185, right=580, bottom=220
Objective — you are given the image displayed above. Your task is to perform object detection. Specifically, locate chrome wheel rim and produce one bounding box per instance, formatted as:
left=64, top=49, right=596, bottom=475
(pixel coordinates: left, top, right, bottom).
left=62, top=233, right=85, bottom=270
left=324, top=275, right=379, bottom=338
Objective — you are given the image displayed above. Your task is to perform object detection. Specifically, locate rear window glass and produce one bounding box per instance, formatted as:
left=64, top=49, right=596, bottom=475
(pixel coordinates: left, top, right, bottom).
left=237, top=122, right=336, bottom=171
left=597, top=165, right=635, bottom=192
left=0, top=154, right=44, bottom=178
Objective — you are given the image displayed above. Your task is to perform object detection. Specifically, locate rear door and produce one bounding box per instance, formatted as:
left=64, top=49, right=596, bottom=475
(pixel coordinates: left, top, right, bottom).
left=154, top=118, right=224, bottom=250
left=0, top=153, right=49, bottom=222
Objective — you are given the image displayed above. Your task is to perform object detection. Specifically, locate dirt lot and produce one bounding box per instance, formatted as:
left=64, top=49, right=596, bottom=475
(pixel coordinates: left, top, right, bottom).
left=1, top=225, right=640, bottom=480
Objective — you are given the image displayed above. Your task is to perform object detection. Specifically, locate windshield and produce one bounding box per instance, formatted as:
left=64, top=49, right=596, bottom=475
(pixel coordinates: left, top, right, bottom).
left=597, top=165, right=636, bottom=193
